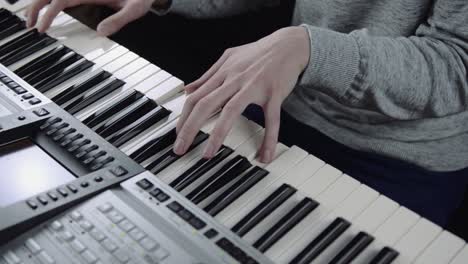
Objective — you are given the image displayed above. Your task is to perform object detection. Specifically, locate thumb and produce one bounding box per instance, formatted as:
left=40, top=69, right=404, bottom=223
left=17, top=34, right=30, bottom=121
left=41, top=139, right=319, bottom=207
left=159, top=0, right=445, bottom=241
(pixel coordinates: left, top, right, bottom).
left=97, top=3, right=144, bottom=36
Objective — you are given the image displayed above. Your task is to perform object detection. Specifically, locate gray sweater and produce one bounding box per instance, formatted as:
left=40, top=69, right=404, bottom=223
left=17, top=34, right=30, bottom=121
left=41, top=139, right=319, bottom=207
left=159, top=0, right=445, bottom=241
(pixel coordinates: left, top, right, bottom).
left=168, top=0, right=468, bottom=172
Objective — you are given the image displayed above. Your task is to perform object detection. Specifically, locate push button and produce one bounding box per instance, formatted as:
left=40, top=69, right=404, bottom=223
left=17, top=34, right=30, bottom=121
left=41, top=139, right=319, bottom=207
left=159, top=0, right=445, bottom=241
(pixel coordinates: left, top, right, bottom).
left=156, top=192, right=170, bottom=202
left=167, top=201, right=182, bottom=213
left=47, top=192, right=58, bottom=201
left=13, top=87, right=26, bottom=94
left=37, top=196, right=48, bottom=205
left=26, top=200, right=38, bottom=210
left=22, top=93, right=34, bottom=99
left=110, top=166, right=127, bottom=177
left=80, top=181, right=89, bottom=188
left=188, top=217, right=206, bottom=230
left=177, top=209, right=193, bottom=221
left=57, top=188, right=68, bottom=197
left=204, top=229, right=218, bottom=239
left=29, top=98, right=41, bottom=105
left=33, top=108, right=49, bottom=117
left=67, top=184, right=78, bottom=193
left=136, top=179, right=153, bottom=190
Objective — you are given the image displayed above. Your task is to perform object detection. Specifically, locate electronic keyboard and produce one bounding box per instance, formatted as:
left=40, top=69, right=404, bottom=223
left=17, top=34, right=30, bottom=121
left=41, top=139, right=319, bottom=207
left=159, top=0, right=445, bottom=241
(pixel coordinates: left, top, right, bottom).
left=0, top=1, right=466, bottom=263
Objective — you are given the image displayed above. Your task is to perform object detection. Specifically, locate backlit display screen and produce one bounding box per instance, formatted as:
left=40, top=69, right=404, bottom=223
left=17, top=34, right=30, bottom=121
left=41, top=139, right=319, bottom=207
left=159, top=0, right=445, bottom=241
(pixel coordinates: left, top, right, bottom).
left=0, top=138, right=76, bottom=207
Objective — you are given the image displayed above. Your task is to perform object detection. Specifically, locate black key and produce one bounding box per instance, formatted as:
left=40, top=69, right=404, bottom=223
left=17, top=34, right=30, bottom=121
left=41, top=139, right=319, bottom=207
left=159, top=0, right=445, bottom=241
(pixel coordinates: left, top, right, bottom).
left=146, top=132, right=209, bottom=174
left=329, top=232, right=375, bottom=264
left=231, top=184, right=296, bottom=237
left=0, top=21, right=26, bottom=42
left=170, top=147, right=234, bottom=192
left=53, top=71, right=112, bottom=105
left=0, top=36, right=56, bottom=66
left=369, top=247, right=399, bottom=264
left=35, top=59, right=94, bottom=92
left=0, top=14, right=20, bottom=30
left=15, top=45, right=70, bottom=77
left=65, top=79, right=125, bottom=115
left=204, top=166, right=269, bottom=217
left=186, top=155, right=252, bottom=204
left=0, top=29, right=41, bottom=57
left=93, top=96, right=155, bottom=136
left=82, top=89, right=143, bottom=127
left=253, top=198, right=319, bottom=253
left=107, top=106, right=172, bottom=147
left=0, top=34, right=49, bottom=65
left=25, top=52, right=81, bottom=85
left=130, top=127, right=177, bottom=163
left=289, top=217, right=351, bottom=264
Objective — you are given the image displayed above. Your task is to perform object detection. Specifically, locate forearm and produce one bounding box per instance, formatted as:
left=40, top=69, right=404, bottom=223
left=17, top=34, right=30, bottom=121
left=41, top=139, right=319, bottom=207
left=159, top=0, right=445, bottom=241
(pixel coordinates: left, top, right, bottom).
left=298, top=4, right=468, bottom=120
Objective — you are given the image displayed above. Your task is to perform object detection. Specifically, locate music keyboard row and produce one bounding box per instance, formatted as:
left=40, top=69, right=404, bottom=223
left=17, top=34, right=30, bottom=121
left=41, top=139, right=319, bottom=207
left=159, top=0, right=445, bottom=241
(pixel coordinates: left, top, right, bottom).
left=0, top=3, right=467, bottom=264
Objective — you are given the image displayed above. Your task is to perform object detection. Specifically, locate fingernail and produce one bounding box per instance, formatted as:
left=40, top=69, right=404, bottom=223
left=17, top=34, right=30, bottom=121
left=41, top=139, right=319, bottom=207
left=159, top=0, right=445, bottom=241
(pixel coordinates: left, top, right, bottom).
left=261, top=149, right=272, bottom=163
left=174, top=138, right=186, bottom=155
left=203, top=144, right=215, bottom=159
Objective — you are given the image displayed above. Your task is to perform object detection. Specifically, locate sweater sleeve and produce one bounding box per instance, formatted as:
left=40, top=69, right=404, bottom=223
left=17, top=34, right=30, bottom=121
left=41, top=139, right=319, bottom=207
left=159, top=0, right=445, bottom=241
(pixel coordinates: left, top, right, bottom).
left=167, top=0, right=280, bottom=19
left=299, top=0, right=468, bottom=120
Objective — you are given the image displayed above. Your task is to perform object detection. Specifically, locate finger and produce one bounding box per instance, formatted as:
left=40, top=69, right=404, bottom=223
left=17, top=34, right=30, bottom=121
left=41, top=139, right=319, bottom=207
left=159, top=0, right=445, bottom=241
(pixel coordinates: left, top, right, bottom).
left=27, top=0, right=50, bottom=28
left=176, top=72, right=226, bottom=133
left=96, top=2, right=143, bottom=36
left=175, top=83, right=240, bottom=156
left=260, top=98, right=281, bottom=163
left=37, top=0, right=66, bottom=32
left=203, top=91, right=250, bottom=159
left=185, top=48, right=233, bottom=93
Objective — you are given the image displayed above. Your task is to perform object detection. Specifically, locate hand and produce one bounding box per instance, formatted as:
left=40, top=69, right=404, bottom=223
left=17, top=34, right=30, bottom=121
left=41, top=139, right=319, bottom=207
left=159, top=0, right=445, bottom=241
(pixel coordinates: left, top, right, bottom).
left=174, top=26, right=310, bottom=163
left=26, top=0, right=155, bottom=36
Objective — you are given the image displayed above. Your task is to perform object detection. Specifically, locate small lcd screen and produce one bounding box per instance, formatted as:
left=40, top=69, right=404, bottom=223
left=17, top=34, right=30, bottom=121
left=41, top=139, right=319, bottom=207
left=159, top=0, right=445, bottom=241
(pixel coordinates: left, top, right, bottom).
left=0, top=138, right=76, bottom=207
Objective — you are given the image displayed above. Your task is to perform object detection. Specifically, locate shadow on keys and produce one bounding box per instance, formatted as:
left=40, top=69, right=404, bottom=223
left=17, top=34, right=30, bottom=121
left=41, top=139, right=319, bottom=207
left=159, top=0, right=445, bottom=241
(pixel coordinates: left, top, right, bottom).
left=65, top=1, right=468, bottom=242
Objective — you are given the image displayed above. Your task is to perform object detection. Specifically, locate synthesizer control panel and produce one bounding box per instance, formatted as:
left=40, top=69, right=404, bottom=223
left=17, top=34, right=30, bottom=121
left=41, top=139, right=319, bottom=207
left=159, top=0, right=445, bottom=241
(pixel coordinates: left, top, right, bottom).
left=0, top=63, right=144, bottom=244
left=0, top=171, right=274, bottom=264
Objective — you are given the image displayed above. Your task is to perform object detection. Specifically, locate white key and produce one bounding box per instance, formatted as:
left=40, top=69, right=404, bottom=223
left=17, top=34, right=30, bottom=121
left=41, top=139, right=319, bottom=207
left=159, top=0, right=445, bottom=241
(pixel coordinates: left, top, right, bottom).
left=393, top=218, right=442, bottom=263
left=124, top=64, right=160, bottom=88
left=214, top=145, right=307, bottom=223
left=46, top=14, right=118, bottom=60
left=113, top=57, right=149, bottom=80
left=242, top=192, right=309, bottom=244
left=413, top=231, right=465, bottom=264
left=451, top=245, right=468, bottom=264
left=1, top=0, right=32, bottom=12
left=373, top=207, right=420, bottom=246
left=222, top=155, right=322, bottom=229
left=147, top=76, right=185, bottom=105
left=311, top=195, right=398, bottom=263
left=75, top=64, right=161, bottom=121
left=102, top=52, right=138, bottom=73
left=93, top=46, right=128, bottom=68
left=278, top=184, right=379, bottom=263
left=157, top=116, right=263, bottom=184
left=350, top=206, right=420, bottom=263
left=133, top=70, right=171, bottom=94
left=266, top=174, right=360, bottom=260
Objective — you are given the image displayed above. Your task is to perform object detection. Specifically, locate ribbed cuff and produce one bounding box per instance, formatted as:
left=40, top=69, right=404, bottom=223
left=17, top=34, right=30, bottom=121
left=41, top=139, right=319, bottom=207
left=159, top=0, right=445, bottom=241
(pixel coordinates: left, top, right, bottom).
left=299, top=25, right=362, bottom=102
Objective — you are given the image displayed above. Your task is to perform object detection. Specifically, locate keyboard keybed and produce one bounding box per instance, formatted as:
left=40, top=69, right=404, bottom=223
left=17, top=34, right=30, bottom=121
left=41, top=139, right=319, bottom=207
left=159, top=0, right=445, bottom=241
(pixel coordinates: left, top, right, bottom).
left=0, top=2, right=466, bottom=264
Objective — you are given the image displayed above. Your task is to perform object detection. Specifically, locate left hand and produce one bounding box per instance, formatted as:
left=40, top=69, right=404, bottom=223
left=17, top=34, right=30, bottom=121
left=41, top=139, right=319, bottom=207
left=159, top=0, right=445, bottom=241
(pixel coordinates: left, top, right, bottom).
left=174, top=26, right=310, bottom=163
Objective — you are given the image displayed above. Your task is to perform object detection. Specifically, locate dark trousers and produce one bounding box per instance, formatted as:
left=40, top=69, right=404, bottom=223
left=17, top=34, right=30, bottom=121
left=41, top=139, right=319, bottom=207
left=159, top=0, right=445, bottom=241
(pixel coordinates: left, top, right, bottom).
left=69, top=1, right=468, bottom=235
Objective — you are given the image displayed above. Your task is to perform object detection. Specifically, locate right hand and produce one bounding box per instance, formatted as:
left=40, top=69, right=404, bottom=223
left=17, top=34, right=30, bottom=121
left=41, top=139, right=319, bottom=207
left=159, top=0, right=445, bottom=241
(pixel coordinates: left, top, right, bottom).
left=27, top=0, right=155, bottom=36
